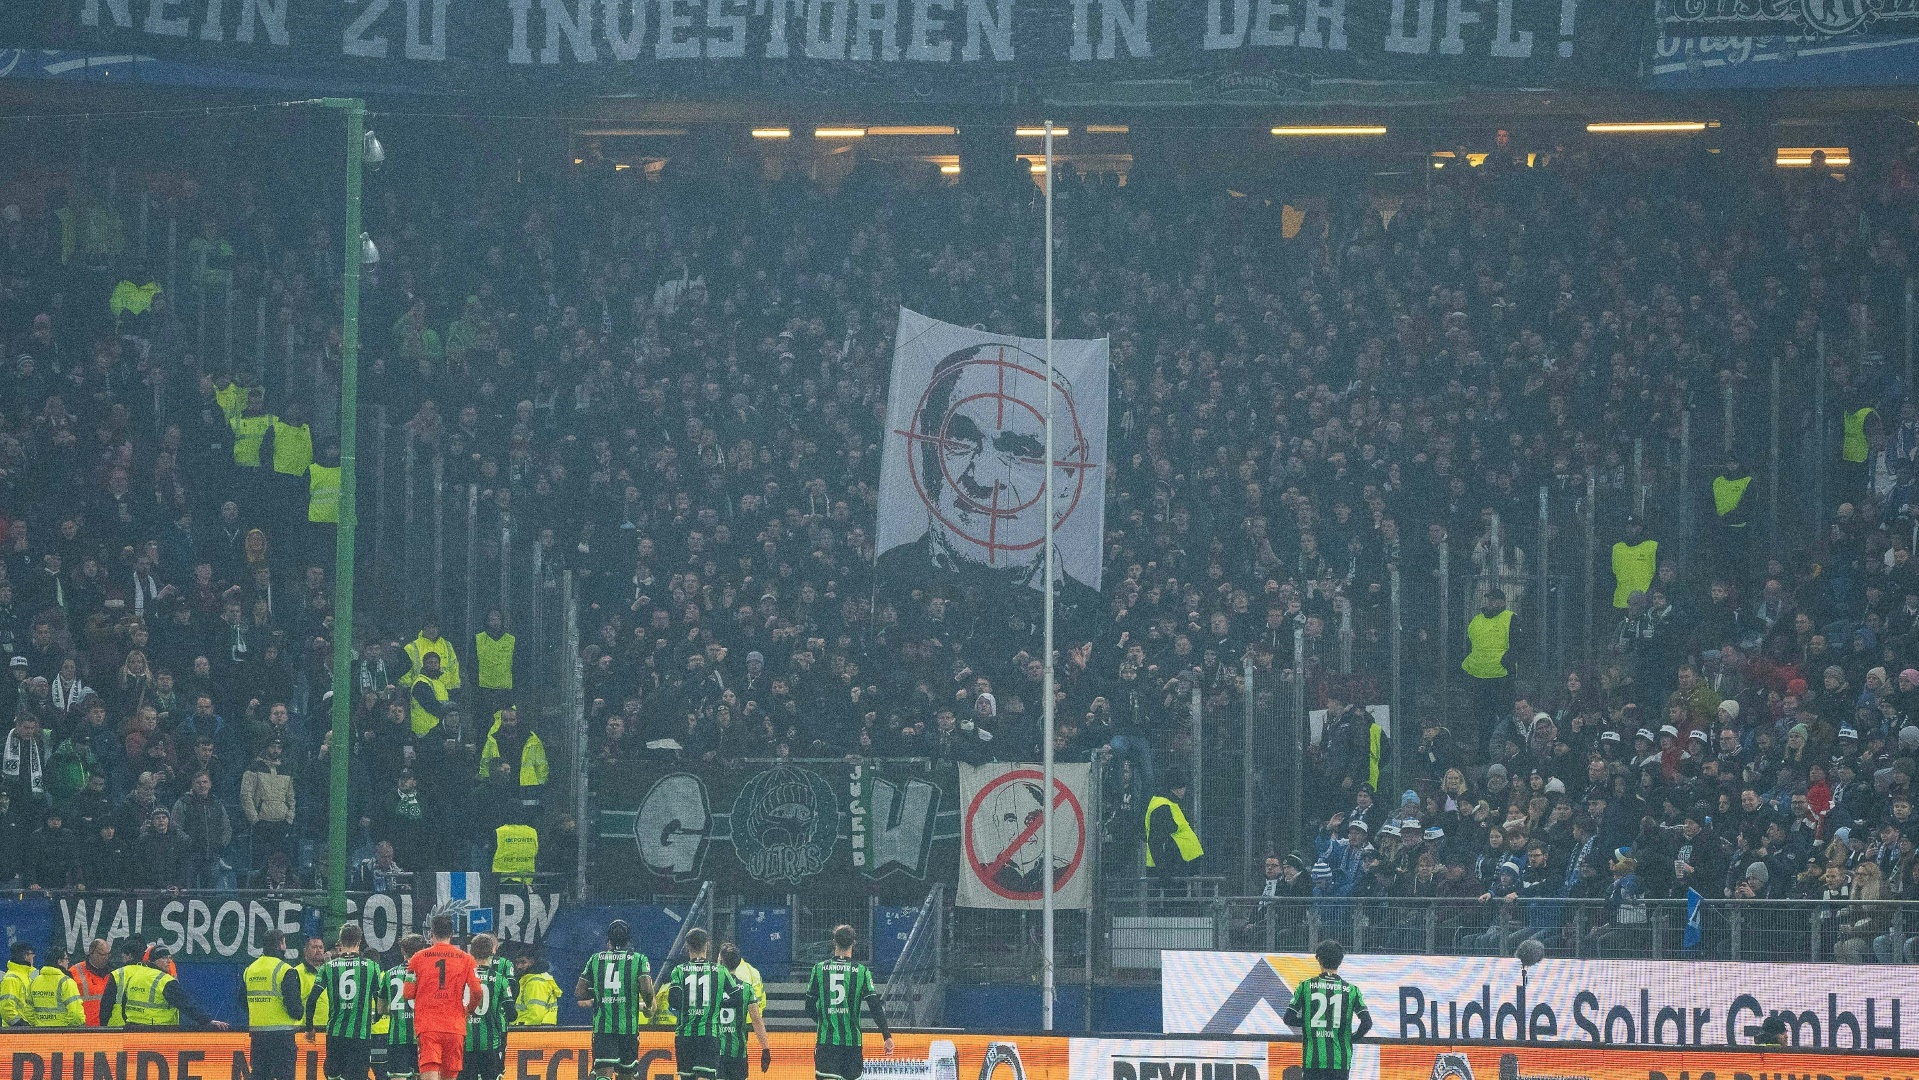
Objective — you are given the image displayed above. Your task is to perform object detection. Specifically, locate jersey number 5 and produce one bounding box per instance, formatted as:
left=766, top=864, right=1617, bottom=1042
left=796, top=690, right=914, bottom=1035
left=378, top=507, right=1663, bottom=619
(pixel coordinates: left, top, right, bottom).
left=828, top=972, right=847, bottom=1007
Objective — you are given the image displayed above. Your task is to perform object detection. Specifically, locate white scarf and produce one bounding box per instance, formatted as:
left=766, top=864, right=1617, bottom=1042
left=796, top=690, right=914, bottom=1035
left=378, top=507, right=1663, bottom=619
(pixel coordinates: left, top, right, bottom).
left=50, top=674, right=89, bottom=713
left=3, top=731, right=44, bottom=795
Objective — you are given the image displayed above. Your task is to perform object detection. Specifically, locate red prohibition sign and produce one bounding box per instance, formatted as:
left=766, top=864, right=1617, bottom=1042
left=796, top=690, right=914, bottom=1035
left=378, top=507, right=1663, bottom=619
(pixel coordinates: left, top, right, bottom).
left=963, top=768, right=1086, bottom=902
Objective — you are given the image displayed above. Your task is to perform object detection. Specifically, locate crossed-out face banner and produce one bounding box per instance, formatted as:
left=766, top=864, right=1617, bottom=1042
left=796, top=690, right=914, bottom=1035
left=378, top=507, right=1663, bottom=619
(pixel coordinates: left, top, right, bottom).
left=957, top=762, right=1093, bottom=910
left=1, top=1031, right=1915, bottom=1080
left=2, top=2, right=1644, bottom=98
left=1163, top=950, right=1916, bottom=1050
left=595, top=759, right=960, bottom=898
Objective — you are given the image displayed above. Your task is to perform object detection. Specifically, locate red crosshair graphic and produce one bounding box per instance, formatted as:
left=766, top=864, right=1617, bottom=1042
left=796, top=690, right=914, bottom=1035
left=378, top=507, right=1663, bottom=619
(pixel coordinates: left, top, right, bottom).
left=892, top=345, right=1100, bottom=565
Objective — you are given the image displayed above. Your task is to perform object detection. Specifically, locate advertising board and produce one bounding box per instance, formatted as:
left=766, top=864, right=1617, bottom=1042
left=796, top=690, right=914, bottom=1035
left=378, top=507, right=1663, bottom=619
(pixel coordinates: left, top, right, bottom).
left=1162, top=950, right=1912, bottom=1050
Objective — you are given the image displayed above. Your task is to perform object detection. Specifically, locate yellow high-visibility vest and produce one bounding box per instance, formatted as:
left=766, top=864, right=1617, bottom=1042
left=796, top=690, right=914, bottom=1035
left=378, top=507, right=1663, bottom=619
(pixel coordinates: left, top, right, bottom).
left=271, top=420, right=313, bottom=476
left=405, top=635, right=462, bottom=690
left=409, top=672, right=450, bottom=736
left=493, top=823, right=539, bottom=882
left=1611, top=539, right=1658, bottom=608
left=244, top=956, right=300, bottom=1029
left=1461, top=609, right=1513, bottom=679
left=214, top=382, right=246, bottom=423
left=1713, top=474, right=1751, bottom=519
left=514, top=972, right=562, bottom=1026
left=1844, top=407, right=1876, bottom=463
left=475, top=632, right=516, bottom=690
left=231, top=413, right=274, bottom=468
left=308, top=465, right=341, bottom=524
left=26, top=966, right=83, bottom=1027
left=1144, top=795, right=1203, bottom=867
left=112, top=966, right=178, bottom=1028
left=0, top=962, right=33, bottom=1026
left=299, top=964, right=327, bottom=1028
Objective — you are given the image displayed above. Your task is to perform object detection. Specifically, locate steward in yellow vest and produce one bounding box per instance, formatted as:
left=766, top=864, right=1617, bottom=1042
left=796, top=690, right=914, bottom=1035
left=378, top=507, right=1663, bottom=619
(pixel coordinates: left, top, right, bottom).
left=403, top=619, right=462, bottom=690
left=103, top=946, right=223, bottom=1029
left=308, top=451, right=342, bottom=524
left=1145, top=778, right=1204, bottom=873
left=493, top=822, right=540, bottom=883
left=479, top=707, right=550, bottom=792
left=1844, top=406, right=1878, bottom=464
left=1462, top=597, right=1514, bottom=680
left=213, top=374, right=247, bottom=424
left=1713, top=460, right=1752, bottom=528
left=511, top=952, right=561, bottom=1026
left=230, top=389, right=275, bottom=469
left=297, top=938, right=328, bottom=1029
left=269, top=406, right=314, bottom=478
left=1611, top=519, right=1657, bottom=609
left=476, top=611, right=516, bottom=691
left=0, top=942, right=35, bottom=1026
left=26, top=948, right=83, bottom=1027
left=408, top=653, right=452, bottom=736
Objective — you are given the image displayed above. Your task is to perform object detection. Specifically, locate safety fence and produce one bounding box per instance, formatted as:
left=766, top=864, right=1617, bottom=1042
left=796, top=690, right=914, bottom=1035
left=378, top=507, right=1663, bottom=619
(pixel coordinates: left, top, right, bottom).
left=1110, top=895, right=1919, bottom=968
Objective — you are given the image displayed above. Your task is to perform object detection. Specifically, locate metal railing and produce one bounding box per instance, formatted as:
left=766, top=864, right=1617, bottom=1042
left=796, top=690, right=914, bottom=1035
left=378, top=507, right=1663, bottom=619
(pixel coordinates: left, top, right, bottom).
left=1104, top=895, right=1919, bottom=969
left=662, top=881, right=715, bottom=966
left=882, top=884, right=945, bottom=1027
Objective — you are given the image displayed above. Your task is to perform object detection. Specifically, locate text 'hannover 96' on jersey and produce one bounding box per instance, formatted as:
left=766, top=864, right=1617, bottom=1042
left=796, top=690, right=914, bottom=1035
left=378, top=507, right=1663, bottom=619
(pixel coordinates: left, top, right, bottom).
left=667, top=959, right=737, bottom=1039
left=806, top=958, right=874, bottom=1048
left=316, top=955, right=386, bottom=1040
left=581, top=949, right=651, bottom=1035
left=1289, top=973, right=1367, bottom=1072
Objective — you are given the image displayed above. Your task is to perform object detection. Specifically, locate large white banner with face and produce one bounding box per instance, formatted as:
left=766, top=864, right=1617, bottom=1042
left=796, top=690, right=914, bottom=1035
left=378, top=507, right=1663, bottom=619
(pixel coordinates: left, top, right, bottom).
left=878, top=308, right=1108, bottom=595
left=1162, top=950, right=1912, bottom=1051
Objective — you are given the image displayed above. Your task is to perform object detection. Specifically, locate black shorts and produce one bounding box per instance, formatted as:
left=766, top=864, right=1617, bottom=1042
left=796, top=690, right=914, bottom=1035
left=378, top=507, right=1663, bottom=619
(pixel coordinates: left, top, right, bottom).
left=814, top=1044, right=863, bottom=1080
left=251, top=1032, right=299, bottom=1080
left=385, top=1044, right=418, bottom=1078
left=327, top=1036, right=375, bottom=1080
left=459, top=1049, right=504, bottom=1080
left=676, top=1036, right=720, bottom=1079
left=592, top=1033, right=641, bottom=1072
left=719, top=1057, right=748, bottom=1080
left=1299, top=1069, right=1350, bottom=1080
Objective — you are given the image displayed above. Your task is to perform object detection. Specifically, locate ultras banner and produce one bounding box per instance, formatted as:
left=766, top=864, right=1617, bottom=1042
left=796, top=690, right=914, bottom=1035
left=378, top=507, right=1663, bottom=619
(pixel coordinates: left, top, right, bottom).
left=1161, top=950, right=1914, bottom=1050
left=956, top=762, right=1093, bottom=910
left=878, top=308, right=1109, bottom=598
left=2, top=2, right=1645, bottom=101
left=593, top=759, right=959, bottom=899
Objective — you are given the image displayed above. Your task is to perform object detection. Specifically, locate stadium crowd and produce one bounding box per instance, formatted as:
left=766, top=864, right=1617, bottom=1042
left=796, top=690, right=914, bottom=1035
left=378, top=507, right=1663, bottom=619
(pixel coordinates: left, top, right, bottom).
left=4, top=129, right=1919, bottom=960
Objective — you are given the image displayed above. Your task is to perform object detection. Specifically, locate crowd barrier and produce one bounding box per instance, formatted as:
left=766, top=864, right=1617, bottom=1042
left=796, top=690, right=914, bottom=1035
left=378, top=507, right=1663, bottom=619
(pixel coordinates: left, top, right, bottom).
left=0, top=1030, right=1913, bottom=1080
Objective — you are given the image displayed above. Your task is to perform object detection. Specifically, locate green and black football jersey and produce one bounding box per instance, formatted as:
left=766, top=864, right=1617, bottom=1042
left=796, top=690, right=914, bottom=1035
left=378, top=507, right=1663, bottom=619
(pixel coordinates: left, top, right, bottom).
left=1289, top=973, right=1367, bottom=1071
left=717, top=977, right=762, bottom=1060
left=316, top=955, right=386, bottom=1039
left=805, top=958, right=874, bottom=1048
left=666, top=959, right=736, bottom=1039
left=581, top=948, right=651, bottom=1035
left=384, top=964, right=416, bottom=1046
left=466, top=955, right=516, bottom=1052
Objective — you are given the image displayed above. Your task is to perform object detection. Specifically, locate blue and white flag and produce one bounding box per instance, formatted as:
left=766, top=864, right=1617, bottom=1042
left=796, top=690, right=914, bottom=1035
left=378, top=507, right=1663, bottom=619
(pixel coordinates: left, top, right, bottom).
left=1683, top=887, right=1704, bottom=950
left=436, top=871, right=494, bottom=933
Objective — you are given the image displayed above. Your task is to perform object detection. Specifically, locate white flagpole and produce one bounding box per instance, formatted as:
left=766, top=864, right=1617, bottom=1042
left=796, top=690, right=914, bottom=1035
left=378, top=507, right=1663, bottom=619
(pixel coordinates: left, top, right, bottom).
left=1041, top=118, right=1057, bottom=1033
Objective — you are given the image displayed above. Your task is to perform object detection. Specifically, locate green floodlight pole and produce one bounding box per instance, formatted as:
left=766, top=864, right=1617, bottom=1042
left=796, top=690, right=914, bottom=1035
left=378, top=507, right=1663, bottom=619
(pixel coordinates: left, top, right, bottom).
left=318, top=96, right=365, bottom=930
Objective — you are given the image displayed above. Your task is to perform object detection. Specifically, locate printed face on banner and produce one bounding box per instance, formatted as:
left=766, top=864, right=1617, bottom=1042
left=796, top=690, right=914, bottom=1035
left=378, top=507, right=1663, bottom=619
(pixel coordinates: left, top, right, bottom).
left=906, top=344, right=1094, bottom=583
left=879, top=310, right=1108, bottom=596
